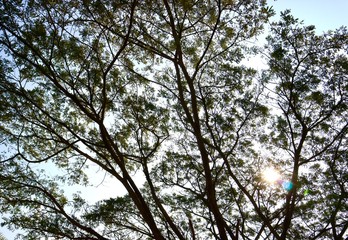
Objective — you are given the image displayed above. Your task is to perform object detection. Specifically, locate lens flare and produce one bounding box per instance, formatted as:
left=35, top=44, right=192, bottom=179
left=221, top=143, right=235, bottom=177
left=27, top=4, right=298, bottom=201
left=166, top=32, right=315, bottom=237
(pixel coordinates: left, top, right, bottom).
left=282, top=181, right=293, bottom=191
left=262, top=167, right=294, bottom=192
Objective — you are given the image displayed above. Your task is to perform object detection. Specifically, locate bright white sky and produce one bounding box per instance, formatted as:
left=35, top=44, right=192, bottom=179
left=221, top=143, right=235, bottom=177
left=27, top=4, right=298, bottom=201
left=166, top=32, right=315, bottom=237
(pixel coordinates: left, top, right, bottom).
left=1, top=1, right=347, bottom=239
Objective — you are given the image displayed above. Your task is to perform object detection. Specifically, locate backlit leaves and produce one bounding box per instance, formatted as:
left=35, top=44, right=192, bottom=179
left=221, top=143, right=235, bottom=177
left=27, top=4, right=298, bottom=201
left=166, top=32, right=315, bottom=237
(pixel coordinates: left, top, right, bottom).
left=0, top=1, right=347, bottom=240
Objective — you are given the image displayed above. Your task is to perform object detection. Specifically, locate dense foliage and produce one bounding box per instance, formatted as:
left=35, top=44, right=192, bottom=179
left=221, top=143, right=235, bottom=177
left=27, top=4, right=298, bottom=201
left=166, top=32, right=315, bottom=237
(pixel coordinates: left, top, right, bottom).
left=0, top=1, right=347, bottom=239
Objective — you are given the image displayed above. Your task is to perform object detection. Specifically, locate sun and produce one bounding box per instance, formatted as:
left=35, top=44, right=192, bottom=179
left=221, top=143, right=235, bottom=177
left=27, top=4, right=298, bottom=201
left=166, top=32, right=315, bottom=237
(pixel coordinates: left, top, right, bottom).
left=262, top=167, right=281, bottom=184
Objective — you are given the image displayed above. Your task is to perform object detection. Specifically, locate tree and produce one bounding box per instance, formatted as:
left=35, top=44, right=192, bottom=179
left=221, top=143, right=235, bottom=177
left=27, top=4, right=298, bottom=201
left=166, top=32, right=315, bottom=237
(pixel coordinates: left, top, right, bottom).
left=0, top=1, right=346, bottom=239
left=0, top=233, right=7, bottom=240
left=262, top=11, right=348, bottom=239
left=0, top=232, right=7, bottom=240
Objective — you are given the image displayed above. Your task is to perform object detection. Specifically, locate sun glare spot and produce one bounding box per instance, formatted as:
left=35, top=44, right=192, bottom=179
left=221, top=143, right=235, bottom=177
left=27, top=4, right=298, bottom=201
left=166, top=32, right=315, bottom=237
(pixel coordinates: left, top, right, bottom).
left=262, top=167, right=280, bottom=183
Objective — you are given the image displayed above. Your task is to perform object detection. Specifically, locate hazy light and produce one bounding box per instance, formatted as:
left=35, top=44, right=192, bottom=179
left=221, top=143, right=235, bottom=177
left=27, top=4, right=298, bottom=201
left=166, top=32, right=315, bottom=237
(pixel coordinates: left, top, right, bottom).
left=262, top=167, right=281, bottom=183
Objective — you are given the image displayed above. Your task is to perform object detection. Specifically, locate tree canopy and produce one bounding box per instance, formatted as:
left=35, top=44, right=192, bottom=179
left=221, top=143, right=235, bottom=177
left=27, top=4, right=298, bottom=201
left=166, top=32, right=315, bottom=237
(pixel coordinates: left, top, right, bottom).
left=0, top=1, right=347, bottom=239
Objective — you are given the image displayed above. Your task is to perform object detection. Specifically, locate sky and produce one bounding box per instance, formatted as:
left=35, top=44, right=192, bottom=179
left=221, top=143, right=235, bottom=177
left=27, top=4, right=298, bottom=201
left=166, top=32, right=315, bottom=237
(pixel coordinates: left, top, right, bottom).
left=1, top=1, right=347, bottom=239
left=271, top=0, right=348, bottom=32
